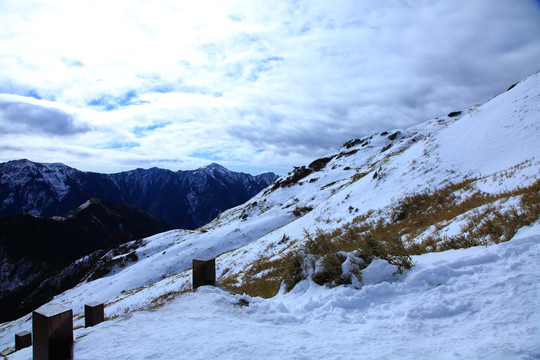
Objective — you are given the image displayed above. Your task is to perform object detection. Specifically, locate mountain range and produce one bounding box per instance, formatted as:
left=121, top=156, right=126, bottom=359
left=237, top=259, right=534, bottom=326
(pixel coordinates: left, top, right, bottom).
left=0, top=161, right=277, bottom=229
left=0, top=162, right=277, bottom=321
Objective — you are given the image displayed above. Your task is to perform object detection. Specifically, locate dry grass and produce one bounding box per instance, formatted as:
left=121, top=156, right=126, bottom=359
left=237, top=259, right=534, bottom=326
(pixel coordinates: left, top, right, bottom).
left=220, top=252, right=301, bottom=297
left=144, top=288, right=192, bottom=311
left=386, top=177, right=540, bottom=253
left=292, top=205, right=314, bottom=217
left=437, top=179, right=540, bottom=250
left=0, top=349, right=12, bottom=358
left=351, top=171, right=370, bottom=183
left=221, top=176, right=540, bottom=297
left=292, top=217, right=414, bottom=290
left=221, top=277, right=282, bottom=298
left=311, top=252, right=349, bottom=287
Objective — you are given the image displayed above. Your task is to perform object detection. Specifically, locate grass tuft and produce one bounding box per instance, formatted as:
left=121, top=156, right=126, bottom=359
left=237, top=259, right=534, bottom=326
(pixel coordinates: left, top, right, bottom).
left=222, top=175, right=540, bottom=297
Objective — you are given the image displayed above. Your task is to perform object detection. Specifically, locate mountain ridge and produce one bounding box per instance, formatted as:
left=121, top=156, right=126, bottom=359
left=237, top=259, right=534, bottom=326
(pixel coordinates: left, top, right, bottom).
left=0, top=198, right=172, bottom=322
left=0, top=160, right=278, bottom=229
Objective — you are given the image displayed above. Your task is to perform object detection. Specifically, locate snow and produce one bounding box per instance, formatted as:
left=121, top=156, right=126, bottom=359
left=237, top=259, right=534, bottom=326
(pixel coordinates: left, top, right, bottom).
left=77, top=200, right=92, bottom=211
left=436, top=74, right=540, bottom=177
left=2, top=72, right=540, bottom=358
left=361, top=259, right=398, bottom=285
left=5, top=223, right=540, bottom=360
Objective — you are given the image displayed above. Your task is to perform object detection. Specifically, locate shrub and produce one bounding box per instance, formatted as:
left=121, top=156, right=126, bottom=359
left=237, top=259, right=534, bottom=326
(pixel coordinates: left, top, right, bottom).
left=380, top=144, right=392, bottom=153
left=311, top=252, right=349, bottom=287
left=273, top=166, right=313, bottom=189
left=415, top=178, right=540, bottom=252
left=278, top=222, right=413, bottom=291
left=342, top=139, right=362, bottom=149
left=283, top=252, right=307, bottom=292
left=388, top=131, right=401, bottom=141
left=220, top=251, right=304, bottom=297
left=308, top=156, right=334, bottom=171
left=292, top=206, right=314, bottom=217
left=336, top=149, right=360, bottom=159
left=223, top=176, right=540, bottom=297
left=351, top=171, right=369, bottom=183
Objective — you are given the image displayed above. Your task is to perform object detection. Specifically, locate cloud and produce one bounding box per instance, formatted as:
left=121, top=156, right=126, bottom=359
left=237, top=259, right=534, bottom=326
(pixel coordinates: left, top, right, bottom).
left=0, top=0, right=539, bottom=174
left=0, top=98, right=91, bottom=135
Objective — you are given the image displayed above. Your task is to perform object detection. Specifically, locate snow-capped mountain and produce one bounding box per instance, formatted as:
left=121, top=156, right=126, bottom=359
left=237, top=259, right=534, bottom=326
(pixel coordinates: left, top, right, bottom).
left=1, top=71, right=539, bottom=359
left=0, top=161, right=278, bottom=229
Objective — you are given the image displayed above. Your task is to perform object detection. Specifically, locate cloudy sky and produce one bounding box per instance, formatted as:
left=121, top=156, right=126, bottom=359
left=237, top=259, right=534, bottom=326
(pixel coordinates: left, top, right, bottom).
left=1, top=0, right=539, bottom=175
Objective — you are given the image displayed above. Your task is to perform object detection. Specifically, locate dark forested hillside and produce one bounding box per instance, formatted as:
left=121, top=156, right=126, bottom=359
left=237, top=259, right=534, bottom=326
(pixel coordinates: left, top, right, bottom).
left=0, top=198, right=171, bottom=322
left=0, top=161, right=277, bottom=229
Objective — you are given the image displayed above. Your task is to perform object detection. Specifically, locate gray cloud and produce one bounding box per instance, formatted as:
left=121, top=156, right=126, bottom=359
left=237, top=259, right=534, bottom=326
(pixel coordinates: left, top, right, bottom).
left=0, top=144, right=24, bottom=152
left=0, top=100, right=90, bottom=135
left=0, top=0, right=539, bottom=174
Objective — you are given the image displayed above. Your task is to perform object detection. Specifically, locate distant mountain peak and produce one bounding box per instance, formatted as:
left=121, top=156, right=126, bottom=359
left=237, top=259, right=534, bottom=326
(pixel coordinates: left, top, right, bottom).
left=202, top=162, right=228, bottom=173
left=0, top=160, right=278, bottom=229
left=205, top=162, right=226, bottom=169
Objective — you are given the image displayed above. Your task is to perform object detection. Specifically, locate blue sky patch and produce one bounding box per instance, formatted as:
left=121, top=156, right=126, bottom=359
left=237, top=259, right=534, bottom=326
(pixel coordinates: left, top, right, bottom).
left=151, top=84, right=176, bottom=93
left=0, top=83, right=43, bottom=100
left=24, top=89, right=42, bottom=100
left=133, top=121, right=172, bottom=136
left=189, top=150, right=223, bottom=161
left=102, top=141, right=140, bottom=150
left=88, top=90, right=140, bottom=110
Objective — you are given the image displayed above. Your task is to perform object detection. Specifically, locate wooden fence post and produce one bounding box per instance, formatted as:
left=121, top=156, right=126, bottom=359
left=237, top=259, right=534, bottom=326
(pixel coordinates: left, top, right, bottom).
left=193, top=258, right=216, bottom=289
left=15, top=330, right=32, bottom=350
left=84, top=302, right=104, bottom=328
left=33, top=304, right=73, bottom=360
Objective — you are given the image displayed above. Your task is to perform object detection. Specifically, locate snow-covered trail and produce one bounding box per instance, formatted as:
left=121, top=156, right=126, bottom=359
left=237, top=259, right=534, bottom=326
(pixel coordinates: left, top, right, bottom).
left=9, top=223, right=540, bottom=360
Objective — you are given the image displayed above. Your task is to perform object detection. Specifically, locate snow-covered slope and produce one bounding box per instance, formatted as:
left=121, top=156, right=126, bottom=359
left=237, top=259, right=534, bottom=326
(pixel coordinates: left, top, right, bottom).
left=1, top=72, right=539, bottom=358
left=7, top=224, right=540, bottom=360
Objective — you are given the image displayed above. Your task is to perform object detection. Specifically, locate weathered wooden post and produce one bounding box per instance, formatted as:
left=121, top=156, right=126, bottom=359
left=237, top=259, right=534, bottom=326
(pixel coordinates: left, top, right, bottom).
left=84, top=302, right=105, bottom=328
left=15, top=330, right=32, bottom=350
left=192, top=257, right=216, bottom=289
left=33, top=304, right=73, bottom=360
